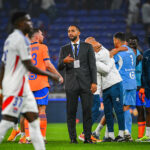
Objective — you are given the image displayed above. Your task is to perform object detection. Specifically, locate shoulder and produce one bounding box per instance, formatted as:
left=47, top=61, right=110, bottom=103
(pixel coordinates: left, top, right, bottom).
left=61, top=43, right=71, bottom=50
left=40, top=43, right=48, bottom=50
left=143, top=49, right=150, bottom=57
left=81, top=41, right=92, bottom=47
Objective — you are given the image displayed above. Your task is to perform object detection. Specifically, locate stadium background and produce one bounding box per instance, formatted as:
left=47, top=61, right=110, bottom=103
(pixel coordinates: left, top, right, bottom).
left=0, top=0, right=150, bottom=123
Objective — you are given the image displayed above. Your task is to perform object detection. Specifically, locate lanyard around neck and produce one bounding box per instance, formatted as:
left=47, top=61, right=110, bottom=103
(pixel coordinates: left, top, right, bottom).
left=71, top=43, right=80, bottom=58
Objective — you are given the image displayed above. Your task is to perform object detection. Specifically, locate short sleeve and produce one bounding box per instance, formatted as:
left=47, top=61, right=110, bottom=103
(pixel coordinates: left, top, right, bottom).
left=114, top=54, right=119, bottom=63
left=42, top=45, right=50, bottom=61
left=17, top=36, right=31, bottom=61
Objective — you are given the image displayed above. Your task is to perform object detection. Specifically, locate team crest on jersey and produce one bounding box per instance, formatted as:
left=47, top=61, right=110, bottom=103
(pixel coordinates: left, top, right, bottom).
left=129, top=71, right=135, bottom=79
left=116, top=97, right=120, bottom=102
left=13, top=107, right=18, bottom=113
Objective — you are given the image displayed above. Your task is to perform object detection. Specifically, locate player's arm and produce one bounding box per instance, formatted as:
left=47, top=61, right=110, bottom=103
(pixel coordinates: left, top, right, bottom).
left=44, top=60, right=64, bottom=84
left=110, top=47, right=128, bottom=58
left=96, top=58, right=114, bottom=76
left=22, top=59, right=60, bottom=82
left=0, top=62, right=4, bottom=107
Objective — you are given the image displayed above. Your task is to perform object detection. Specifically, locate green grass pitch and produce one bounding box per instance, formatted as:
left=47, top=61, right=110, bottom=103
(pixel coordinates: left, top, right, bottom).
left=0, top=123, right=149, bottom=150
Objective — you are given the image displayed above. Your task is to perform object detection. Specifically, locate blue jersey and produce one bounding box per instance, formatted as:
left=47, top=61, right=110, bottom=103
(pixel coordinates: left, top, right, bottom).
left=135, top=49, right=142, bottom=86
left=114, top=45, right=136, bottom=90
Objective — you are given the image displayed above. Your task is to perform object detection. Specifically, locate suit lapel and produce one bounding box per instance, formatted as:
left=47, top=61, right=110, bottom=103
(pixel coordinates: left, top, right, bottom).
left=67, top=44, right=74, bottom=58
left=78, top=42, right=83, bottom=58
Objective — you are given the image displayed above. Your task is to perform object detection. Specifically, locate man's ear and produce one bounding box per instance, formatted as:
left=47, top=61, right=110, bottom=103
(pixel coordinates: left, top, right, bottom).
left=18, top=20, right=24, bottom=28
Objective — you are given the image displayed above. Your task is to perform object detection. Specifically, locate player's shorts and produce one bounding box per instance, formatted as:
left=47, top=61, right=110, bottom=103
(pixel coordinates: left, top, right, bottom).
left=33, top=87, right=49, bottom=105
left=123, top=89, right=136, bottom=106
left=2, top=91, right=38, bottom=118
left=136, top=91, right=150, bottom=108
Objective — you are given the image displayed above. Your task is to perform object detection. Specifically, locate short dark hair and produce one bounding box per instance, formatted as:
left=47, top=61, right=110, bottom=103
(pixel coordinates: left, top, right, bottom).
left=127, top=34, right=139, bottom=42
left=11, top=11, right=28, bottom=25
left=28, top=28, right=40, bottom=38
left=69, top=25, right=81, bottom=32
left=113, top=32, right=126, bottom=42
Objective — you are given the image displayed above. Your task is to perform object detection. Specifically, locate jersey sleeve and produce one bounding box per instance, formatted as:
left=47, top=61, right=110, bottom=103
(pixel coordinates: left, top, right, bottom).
left=114, top=54, right=119, bottom=64
left=17, top=36, right=31, bottom=61
left=42, top=45, right=50, bottom=61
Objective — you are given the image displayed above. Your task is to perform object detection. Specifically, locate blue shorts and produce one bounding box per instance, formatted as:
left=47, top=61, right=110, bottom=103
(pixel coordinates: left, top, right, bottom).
left=123, top=89, right=136, bottom=106
left=33, top=87, right=49, bottom=105
left=136, top=91, right=150, bottom=108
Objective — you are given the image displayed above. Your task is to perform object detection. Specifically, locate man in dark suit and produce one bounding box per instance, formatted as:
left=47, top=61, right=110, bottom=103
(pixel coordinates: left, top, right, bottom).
left=58, top=25, right=97, bottom=143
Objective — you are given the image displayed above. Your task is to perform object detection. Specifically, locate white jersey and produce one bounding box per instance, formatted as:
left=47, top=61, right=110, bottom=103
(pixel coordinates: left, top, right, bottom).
left=2, top=29, right=31, bottom=96
left=95, top=46, right=122, bottom=90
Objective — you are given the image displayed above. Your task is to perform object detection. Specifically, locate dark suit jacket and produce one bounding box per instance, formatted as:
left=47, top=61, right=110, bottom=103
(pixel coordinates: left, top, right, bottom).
left=58, top=41, right=97, bottom=90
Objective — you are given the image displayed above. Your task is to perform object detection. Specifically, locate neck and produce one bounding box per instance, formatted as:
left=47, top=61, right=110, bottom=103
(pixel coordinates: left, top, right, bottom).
left=132, top=48, right=137, bottom=55
left=117, top=42, right=126, bottom=48
left=72, top=37, right=79, bottom=44
left=31, top=38, right=39, bottom=43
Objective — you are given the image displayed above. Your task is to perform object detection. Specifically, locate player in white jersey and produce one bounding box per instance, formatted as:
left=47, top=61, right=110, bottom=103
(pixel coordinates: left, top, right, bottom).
left=0, top=11, right=60, bottom=150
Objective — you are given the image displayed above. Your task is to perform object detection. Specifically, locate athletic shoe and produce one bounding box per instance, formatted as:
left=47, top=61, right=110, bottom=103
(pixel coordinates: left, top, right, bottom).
left=26, top=137, right=32, bottom=144
left=91, top=135, right=102, bottom=143
left=7, top=128, right=21, bottom=141
left=18, top=135, right=26, bottom=144
left=135, top=136, right=150, bottom=142
left=114, top=136, right=126, bottom=142
left=124, top=134, right=133, bottom=142
left=102, top=137, right=114, bottom=142
left=43, top=137, right=48, bottom=144
left=92, top=132, right=100, bottom=140
left=78, top=133, right=84, bottom=141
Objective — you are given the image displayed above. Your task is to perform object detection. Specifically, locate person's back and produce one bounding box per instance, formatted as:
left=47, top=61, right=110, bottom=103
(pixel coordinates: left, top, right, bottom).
left=29, top=42, right=50, bottom=91
left=114, top=45, right=136, bottom=90
left=97, top=46, right=122, bottom=90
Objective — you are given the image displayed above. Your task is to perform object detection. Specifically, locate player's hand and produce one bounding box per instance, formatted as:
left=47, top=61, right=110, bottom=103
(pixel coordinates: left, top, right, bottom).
left=48, top=72, right=60, bottom=82
left=58, top=76, right=64, bottom=84
left=90, top=41, right=102, bottom=53
left=90, top=83, right=97, bottom=94
left=138, top=88, right=145, bottom=103
left=137, top=55, right=143, bottom=61
left=63, top=54, right=74, bottom=64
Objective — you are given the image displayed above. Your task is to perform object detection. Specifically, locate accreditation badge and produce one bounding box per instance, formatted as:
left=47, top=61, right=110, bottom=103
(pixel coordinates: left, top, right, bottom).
left=74, top=60, right=80, bottom=68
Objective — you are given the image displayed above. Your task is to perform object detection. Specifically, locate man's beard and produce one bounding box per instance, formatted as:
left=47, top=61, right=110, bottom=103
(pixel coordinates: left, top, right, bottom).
left=69, top=36, right=77, bottom=42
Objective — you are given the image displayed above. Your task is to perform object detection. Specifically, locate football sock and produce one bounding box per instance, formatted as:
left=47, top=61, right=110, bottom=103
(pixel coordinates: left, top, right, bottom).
left=0, top=120, right=14, bottom=143
left=145, top=127, right=150, bottom=137
left=138, top=121, right=146, bottom=138
left=124, top=110, right=132, bottom=134
left=118, top=130, right=124, bottom=137
left=105, top=126, right=109, bottom=138
left=29, top=119, right=45, bottom=150
left=21, top=132, right=25, bottom=137
left=24, top=119, right=30, bottom=137
left=108, top=132, right=115, bottom=139
left=39, top=112, right=47, bottom=138
left=13, top=123, right=19, bottom=131
left=95, top=123, right=103, bottom=135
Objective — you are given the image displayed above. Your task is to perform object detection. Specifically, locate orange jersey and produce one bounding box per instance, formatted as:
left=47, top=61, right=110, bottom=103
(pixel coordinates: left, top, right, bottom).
left=29, top=42, right=50, bottom=91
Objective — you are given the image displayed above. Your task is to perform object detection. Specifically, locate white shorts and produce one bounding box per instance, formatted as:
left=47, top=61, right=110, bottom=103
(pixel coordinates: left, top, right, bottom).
left=2, top=91, right=38, bottom=118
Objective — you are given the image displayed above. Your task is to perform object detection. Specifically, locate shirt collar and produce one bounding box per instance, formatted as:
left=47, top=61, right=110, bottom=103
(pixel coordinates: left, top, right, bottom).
left=31, top=42, right=38, bottom=45
left=71, top=39, right=80, bottom=46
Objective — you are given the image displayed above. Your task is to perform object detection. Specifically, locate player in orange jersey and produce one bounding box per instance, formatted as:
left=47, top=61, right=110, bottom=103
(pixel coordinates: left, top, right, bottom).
left=7, top=28, right=63, bottom=143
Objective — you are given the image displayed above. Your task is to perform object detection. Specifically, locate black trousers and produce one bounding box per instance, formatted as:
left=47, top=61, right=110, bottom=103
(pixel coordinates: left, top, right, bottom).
left=66, top=88, right=93, bottom=141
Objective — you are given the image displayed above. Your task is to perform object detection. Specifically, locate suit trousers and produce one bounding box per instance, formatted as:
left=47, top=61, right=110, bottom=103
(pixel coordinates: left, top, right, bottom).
left=66, top=88, right=93, bottom=141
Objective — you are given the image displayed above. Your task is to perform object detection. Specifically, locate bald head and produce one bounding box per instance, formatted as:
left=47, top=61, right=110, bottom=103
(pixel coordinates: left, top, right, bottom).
left=85, top=37, right=96, bottom=44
